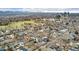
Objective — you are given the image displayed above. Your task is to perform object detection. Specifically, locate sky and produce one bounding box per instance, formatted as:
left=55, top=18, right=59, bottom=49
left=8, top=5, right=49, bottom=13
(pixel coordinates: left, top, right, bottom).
left=0, top=0, right=79, bottom=13
left=0, top=0, right=79, bottom=8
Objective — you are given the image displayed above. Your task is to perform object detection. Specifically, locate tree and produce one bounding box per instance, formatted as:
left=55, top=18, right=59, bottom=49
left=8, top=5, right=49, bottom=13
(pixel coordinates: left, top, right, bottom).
left=55, top=14, right=61, bottom=20
left=63, top=12, right=70, bottom=17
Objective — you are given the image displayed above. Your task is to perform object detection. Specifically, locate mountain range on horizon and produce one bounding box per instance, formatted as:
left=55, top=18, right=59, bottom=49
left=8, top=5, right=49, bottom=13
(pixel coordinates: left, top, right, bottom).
left=0, top=8, right=79, bottom=13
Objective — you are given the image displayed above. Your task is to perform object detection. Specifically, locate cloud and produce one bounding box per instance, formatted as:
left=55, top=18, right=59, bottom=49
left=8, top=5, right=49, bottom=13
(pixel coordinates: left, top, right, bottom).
left=0, top=0, right=79, bottom=8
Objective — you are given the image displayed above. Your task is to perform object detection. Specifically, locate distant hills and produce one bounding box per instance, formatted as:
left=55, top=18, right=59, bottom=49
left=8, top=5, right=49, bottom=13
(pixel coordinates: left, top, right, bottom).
left=0, top=8, right=79, bottom=13
left=0, top=8, right=79, bottom=16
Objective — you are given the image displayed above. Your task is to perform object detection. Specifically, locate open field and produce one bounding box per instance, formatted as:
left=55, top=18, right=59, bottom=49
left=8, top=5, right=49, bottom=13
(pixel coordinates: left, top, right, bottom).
left=0, top=12, right=79, bottom=51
